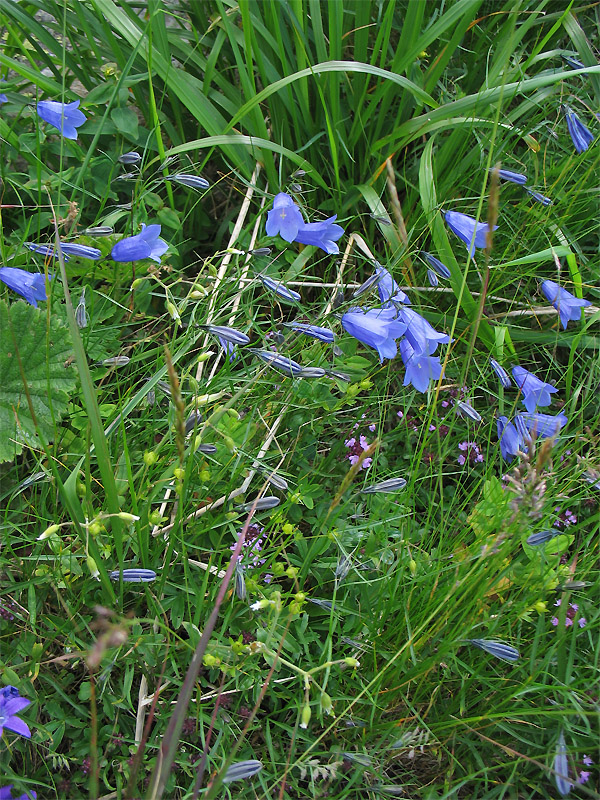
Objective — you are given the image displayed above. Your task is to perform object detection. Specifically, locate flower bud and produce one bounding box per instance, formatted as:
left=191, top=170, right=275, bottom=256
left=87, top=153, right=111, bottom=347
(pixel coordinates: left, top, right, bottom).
left=282, top=523, right=294, bottom=536
left=86, top=555, right=100, bottom=579
left=408, top=559, right=417, bottom=576
left=199, top=470, right=211, bottom=482
left=88, top=522, right=102, bottom=536
left=173, top=467, right=185, bottom=481
left=320, top=692, right=333, bottom=715
left=300, top=703, right=311, bottom=728
left=117, top=512, right=140, bottom=523
left=143, top=450, right=158, bottom=466
left=38, top=524, right=60, bottom=541
left=285, top=566, right=298, bottom=579
left=344, top=657, right=360, bottom=668
left=131, top=278, right=146, bottom=289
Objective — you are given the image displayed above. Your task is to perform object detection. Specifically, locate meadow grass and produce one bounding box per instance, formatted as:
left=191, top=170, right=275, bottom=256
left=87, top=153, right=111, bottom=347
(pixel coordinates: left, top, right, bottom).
left=0, top=1, right=599, bottom=798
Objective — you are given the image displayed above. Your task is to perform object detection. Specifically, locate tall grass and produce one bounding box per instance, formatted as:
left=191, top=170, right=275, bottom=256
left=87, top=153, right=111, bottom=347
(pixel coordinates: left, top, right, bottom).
left=0, top=1, right=598, bottom=798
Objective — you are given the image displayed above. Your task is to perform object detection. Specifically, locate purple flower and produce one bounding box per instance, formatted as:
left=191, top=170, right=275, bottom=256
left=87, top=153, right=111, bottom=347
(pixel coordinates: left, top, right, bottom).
left=0, top=267, right=49, bottom=308
left=562, top=55, right=586, bottom=71
left=294, top=216, right=344, bottom=254
left=25, top=242, right=101, bottom=261
left=399, top=339, right=442, bottom=393
left=526, top=189, right=553, bottom=206
left=164, top=174, right=210, bottom=190
left=398, top=307, right=451, bottom=355
left=341, top=306, right=406, bottom=363
left=512, top=366, right=558, bottom=413
left=218, top=335, right=237, bottom=360
left=110, top=224, right=168, bottom=263
left=490, top=358, right=512, bottom=388
left=283, top=322, right=335, bottom=343
left=554, top=730, right=572, bottom=797
left=375, top=264, right=410, bottom=305
left=514, top=411, right=567, bottom=439
left=466, top=639, right=520, bottom=662
left=0, top=94, right=8, bottom=105
left=497, top=416, right=525, bottom=461
left=578, top=771, right=591, bottom=784
left=444, top=210, right=498, bottom=257
left=258, top=274, right=301, bottom=303
left=0, top=787, right=37, bottom=800
left=564, top=107, right=594, bottom=153
left=36, top=99, right=86, bottom=139
left=109, top=569, right=157, bottom=582
left=583, top=756, right=593, bottom=767
left=0, top=686, right=31, bottom=738
left=541, top=280, right=591, bottom=329
left=490, top=168, right=527, bottom=185
left=421, top=252, right=451, bottom=279
left=204, top=324, right=250, bottom=346
left=265, top=193, right=304, bottom=242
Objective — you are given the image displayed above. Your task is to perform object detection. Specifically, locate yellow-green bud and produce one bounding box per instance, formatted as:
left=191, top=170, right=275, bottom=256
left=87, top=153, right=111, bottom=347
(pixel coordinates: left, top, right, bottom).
left=344, top=657, right=360, bottom=668
left=320, top=692, right=333, bottom=715
left=223, top=436, right=235, bottom=453
left=272, top=562, right=285, bottom=577
left=289, top=601, right=301, bottom=615
left=208, top=264, right=217, bottom=277
left=143, top=450, right=158, bottom=466
left=359, top=378, right=373, bottom=390
left=117, top=512, right=140, bottom=523
left=38, top=524, right=60, bottom=541
left=285, top=566, right=298, bottom=579
left=199, top=470, right=211, bottom=482
left=88, top=522, right=102, bottom=536
left=173, top=467, right=185, bottom=481
left=534, top=601, right=547, bottom=613
left=76, top=481, right=86, bottom=498
left=149, top=510, right=164, bottom=526
left=300, top=703, right=311, bottom=729
left=86, top=555, right=100, bottom=579
left=196, top=351, right=212, bottom=363
left=131, top=278, right=146, bottom=289
left=294, top=592, right=306, bottom=602
left=346, top=384, right=360, bottom=398
left=190, top=290, right=206, bottom=300
left=282, top=523, right=294, bottom=536
left=203, top=654, right=218, bottom=667
left=408, top=559, right=417, bottom=576
left=165, top=300, right=180, bottom=323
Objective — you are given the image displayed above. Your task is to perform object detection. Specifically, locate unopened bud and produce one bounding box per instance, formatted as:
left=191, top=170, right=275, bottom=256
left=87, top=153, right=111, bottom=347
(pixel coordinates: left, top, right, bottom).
left=117, top=512, right=140, bottom=523
left=88, top=522, right=102, bottom=536
left=196, top=351, right=212, bottom=363
left=344, top=657, right=360, bottom=668
left=320, top=692, right=333, bottom=715
left=285, top=566, right=298, bottom=579
left=143, top=450, right=158, bottom=466
left=300, top=703, right=311, bottom=729
left=38, top=524, right=60, bottom=541
left=173, top=467, right=185, bottom=481
left=86, top=555, right=100, bottom=579
left=408, top=559, right=417, bottom=576
left=131, top=278, right=146, bottom=289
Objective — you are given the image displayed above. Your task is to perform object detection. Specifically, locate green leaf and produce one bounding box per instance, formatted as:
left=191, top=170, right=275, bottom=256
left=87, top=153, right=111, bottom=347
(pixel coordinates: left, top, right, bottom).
left=0, top=300, right=76, bottom=463
left=110, top=106, right=139, bottom=138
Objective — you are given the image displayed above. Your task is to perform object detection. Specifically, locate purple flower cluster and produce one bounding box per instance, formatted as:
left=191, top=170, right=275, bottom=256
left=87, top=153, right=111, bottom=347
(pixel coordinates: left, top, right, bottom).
left=230, top=523, right=266, bottom=568
left=457, top=441, right=484, bottom=466
left=265, top=192, right=344, bottom=254
left=553, top=507, right=577, bottom=529
left=550, top=599, right=586, bottom=628
left=344, top=433, right=373, bottom=469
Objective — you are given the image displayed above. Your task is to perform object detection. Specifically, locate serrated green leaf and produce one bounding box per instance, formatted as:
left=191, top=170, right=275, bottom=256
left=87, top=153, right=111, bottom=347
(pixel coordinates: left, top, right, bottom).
left=0, top=300, right=76, bottom=463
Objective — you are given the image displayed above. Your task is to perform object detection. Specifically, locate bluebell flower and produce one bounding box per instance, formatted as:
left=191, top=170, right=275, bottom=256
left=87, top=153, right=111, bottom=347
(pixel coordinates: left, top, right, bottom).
left=218, top=336, right=237, bottom=360
left=562, top=54, right=586, bottom=71
left=75, top=289, right=88, bottom=329
left=185, top=411, right=202, bottom=434
left=36, top=99, right=86, bottom=139
left=564, top=107, right=594, bottom=153
left=490, top=358, right=512, bottom=388
left=204, top=324, right=250, bottom=346
left=341, top=306, right=407, bottom=363
left=0, top=93, right=7, bottom=105
left=421, top=252, right=451, bottom=279
left=294, top=215, right=344, bottom=254
left=26, top=242, right=101, bottom=261
left=456, top=401, right=482, bottom=423
left=554, top=730, right=572, bottom=797
left=375, top=264, right=410, bottom=305
left=250, top=349, right=303, bottom=376
left=239, top=497, right=280, bottom=512
left=258, top=274, right=301, bottom=303
left=109, top=569, right=157, bottom=582
left=222, top=760, right=263, bottom=783
left=283, top=322, right=335, bottom=343
left=361, top=477, right=407, bottom=493
left=444, top=210, right=498, bottom=257
left=83, top=226, right=114, bottom=236
left=489, top=168, right=527, bottom=185
left=0, top=267, right=49, bottom=307
left=526, top=529, right=560, bottom=546
left=0, top=786, right=37, bottom=800
left=297, top=367, right=327, bottom=378
left=111, top=224, right=168, bottom=263
left=512, top=366, right=558, bottom=413
left=398, top=307, right=451, bottom=355
left=541, top=280, right=591, bottom=329
left=353, top=271, right=384, bottom=299
left=265, top=192, right=304, bottom=242
left=165, top=174, right=210, bottom=190
left=118, top=152, right=141, bottom=165
left=399, top=339, right=442, bottom=393
left=427, top=269, right=439, bottom=287
left=465, top=639, right=520, bottom=662
left=0, top=686, right=31, bottom=738
left=497, top=416, right=525, bottom=461
left=526, top=189, right=553, bottom=206
left=514, top=411, right=567, bottom=440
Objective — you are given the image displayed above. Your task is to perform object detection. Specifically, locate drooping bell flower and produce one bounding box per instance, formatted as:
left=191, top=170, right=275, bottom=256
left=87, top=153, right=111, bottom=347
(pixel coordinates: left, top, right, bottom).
left=341, top=306, right=406, bottom=363
left=564, top=107, right=594, bottom=153
left=111, top=224, right=168, bottom=263
left=399, top=338, right=442, bottom=393
left=540, top=280, right=591, bottom=329
left=36, top=99, right=86, bottom=139
left=0, top=267, right=50, bottom=308
left=444, top=210, right=498, bottom=257
left=512, top=366, right=558, bottom=413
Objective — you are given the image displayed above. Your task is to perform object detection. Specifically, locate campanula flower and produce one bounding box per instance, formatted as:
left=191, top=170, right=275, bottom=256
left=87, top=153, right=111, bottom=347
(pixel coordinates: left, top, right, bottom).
left=341, top=306, right=407, bottom=363
left=239, top=497, right=280, bottom=512
left=541, top=280, right=591, bottom=329
left=526, top=189, right=553, bottom=206
left=75, top=289, right=88, bottom=328
left=422, top=252, right=451, bottom=278
left=265, top=193, right=304, bottom=242
left=294, top=216, right=344, bottom=254
left=204, top=324, right=250, bottom=346
left=444, top=210, right=498, bottom=257
left=0, top=686, right=31, bottom=738
left=109, top=569, right=157, bottom=582
left=489, top=168, right=527, bottom=185
left=0, top=267, right=49, bottom=307
left=526, top=529, right=560, bottom=546
left=36, top=99, right=86, bottom=139
left=512, top=366, right=557, bottom=412
left=399, top=339, right=442, bottom=393
left=465, top=639, right=520, bottom=662
left=118, top=152, right=141, bottom=165
left=361, top=477, right=407, bottom=493
left=0, top=787, right=37, bottom=800
left=514, top=411, right=568, bottom=439
left=562, top=54, right=586, bottom=71
left=497, top=416, right=525, bottom=461
left=456, top=401, right=482, bottom=423
left=218, top=336, right=236, bottom=360
left=165, top=174, right=210, bottom=190
left=427, top=269, right=439, bottom=287
left=490, top=358, right=512, bottom=388
left=375, top=264, right=410, bottom=305
left=250, top=349, right=303, bottom=376
left=398, top=307, right=451, bottom=355
left=353, top=271, right=383, bottom=299
left=0, top=93, right=7, bottom=105
left=222, top=760, right=263, bottom=783
left=83, top=226, right=114, bottom=236
left=564, top=107, right=594, bottom=153
left=283, top=322, right=335, bottom=342
left=258, top=274, right=301, bottom=303
left=111, top=224, right=168, bottom=263
left=554, top=730, right=572, bottom=797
